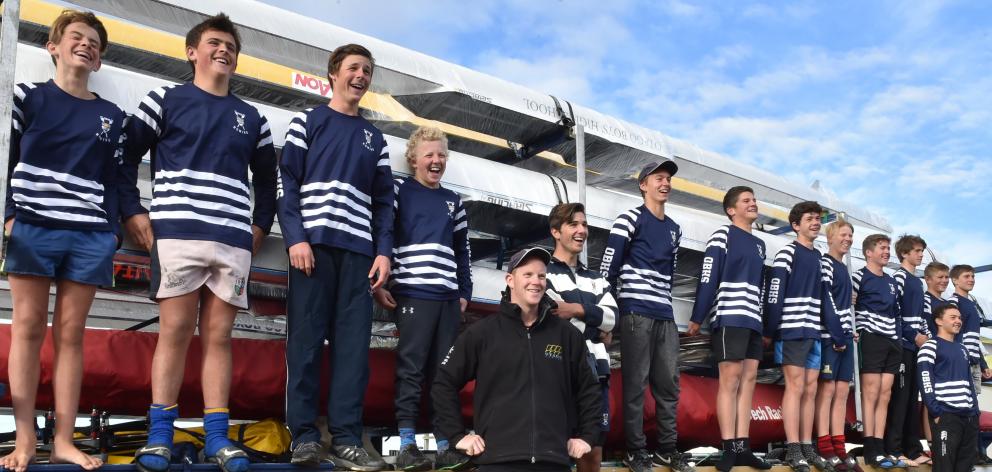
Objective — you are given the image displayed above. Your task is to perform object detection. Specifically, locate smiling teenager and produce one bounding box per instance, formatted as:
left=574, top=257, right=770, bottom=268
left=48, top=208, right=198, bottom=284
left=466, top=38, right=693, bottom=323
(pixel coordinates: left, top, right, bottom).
left=601, top=161, right=694, bottom=472
left=371, top=126, right=473, bottom=471
left=278, top=43, right=393, bottom=472
left=688, top=186, right=770, bottom=472
left=1, top=10, right=124, bottom=472
left=121, top=13, right=279, bottom=472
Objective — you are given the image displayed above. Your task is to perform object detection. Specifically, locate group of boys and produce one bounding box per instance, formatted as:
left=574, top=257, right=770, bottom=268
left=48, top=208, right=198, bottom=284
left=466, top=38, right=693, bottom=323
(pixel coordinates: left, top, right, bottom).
left=3, top=7, right=990, bottom=472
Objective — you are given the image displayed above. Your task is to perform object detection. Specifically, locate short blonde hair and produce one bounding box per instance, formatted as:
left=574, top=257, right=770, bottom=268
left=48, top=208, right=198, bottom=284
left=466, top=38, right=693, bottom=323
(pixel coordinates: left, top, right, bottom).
left=405, top=126, right=448, bottom=169
left=825, top=218, right=853, bottom=240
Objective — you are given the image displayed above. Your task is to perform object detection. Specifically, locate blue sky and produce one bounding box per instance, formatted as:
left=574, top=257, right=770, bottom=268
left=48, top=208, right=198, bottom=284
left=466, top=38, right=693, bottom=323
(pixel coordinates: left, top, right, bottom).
left=263, top=0, right=992, bottom=298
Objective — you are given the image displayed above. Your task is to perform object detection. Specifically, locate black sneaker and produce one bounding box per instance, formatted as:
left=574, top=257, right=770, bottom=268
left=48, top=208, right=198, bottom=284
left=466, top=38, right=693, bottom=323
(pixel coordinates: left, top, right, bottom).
left=290, top=441, right=323, bottom=467
left=394, top=444, right=431, bottom=471
left=330, top=445, right=387, bottom=472
left=435, top=448, right=472, bottom=471
left=802, top=443, right=833, bottom=471
left=735, top=438, right=772, bottom=470
left=653, top=450, right=697, bottom=472
left=843, top=455, right=863, bottom=472
left=623, top=449, right=654, bottom=472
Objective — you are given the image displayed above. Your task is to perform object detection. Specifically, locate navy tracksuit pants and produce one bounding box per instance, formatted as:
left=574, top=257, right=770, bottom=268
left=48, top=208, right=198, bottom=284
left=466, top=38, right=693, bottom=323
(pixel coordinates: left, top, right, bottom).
left=285, top=245, right=372, bottom=447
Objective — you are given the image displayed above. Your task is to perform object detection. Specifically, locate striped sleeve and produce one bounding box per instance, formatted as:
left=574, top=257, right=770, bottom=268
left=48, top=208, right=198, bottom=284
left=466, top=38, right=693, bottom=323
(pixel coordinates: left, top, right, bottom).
left=763, top=244, right=795, bottom=337
left=821, top=255, right=846, bottom=344
left=601, top=209, right=639, bottom=287
left=690, top=226, right=729, bottom=325
left=249, top=113, right=278, bottom=234
left=917, top=340, right=943, bottom=416
left=276, top=109, right=312, bottom=247
left=6, top=84, right=36, bottom=221
left=453, top=195, right=473, bottom=301
left=121, top=86, right=173, bottom=218
left=370, top=133, right=395, bottom=257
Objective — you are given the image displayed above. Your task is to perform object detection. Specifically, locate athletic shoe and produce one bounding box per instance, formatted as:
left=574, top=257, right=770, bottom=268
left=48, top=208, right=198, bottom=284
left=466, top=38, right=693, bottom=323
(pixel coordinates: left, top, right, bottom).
left=330, top=445, right=386, bottom=472
left=735, top=438, right=772, bottom=470
left=802, top=443, right=833, bottom=471
left=785, top=456, right=812, bottom=472
left=653, top=450, right=697, bottom=472
left=843, top=455, right=864, bottom=472
left=827, top=455, right=848, bottom=472
left=394, top=444, right=431, bottom=471
left=434, top=449, right=472, bottom=471
left=623, top=449, right=654, bottom=472
left=290, top=441, right=323, bottom=467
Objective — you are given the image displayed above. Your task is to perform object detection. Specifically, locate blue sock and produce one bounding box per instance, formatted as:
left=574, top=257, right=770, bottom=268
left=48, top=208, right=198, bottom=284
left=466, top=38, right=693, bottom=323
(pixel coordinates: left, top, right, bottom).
left=138, top=404, right=177, bottom=471
left=436, top=439, right=449, bottom=452
left=399, top=427, right=416, bottom=448
left=203, top=408, right=249, bottom=472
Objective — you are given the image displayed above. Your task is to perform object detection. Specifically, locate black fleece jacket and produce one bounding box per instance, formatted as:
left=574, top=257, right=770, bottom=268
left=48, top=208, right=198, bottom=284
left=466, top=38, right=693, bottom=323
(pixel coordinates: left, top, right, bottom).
left=432, top=293, right=601, bottom=466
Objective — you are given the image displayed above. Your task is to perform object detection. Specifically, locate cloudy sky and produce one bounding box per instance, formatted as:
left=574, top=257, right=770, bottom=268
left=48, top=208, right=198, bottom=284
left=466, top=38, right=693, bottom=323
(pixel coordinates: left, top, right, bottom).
left=262, top=0, right=992, bottom=298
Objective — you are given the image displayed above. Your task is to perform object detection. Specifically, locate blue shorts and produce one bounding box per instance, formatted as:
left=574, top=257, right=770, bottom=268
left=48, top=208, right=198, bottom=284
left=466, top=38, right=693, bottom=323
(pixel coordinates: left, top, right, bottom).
left=819, top=338, right=855, bottom=382
left=3, top=220, right=116, bottom=286
left=774, top=338, right=821, bottom=369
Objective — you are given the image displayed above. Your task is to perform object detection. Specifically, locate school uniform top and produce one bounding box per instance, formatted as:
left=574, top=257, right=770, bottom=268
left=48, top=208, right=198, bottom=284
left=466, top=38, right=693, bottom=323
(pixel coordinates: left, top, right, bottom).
left=853, top=267, right=904, bottom=340
left=600, top=205, right=680, bottom=320
left=764, top=241, right=840, bottom=342
left=917, top=337, right=978, bottom=417
left=690, top=224, right=766, bottom=333
left=821, top=254, right=855, bottom=342
left=923, top=292, right=949, bottom=344
left=121, top=83, right=278, bottom=251
left=895, top=267, right=930, bottom=351
left=947, top=293, right=989, bottom=369
left=388, top=177, right=471, bottom=301
left=546, top=257, right=618, bottom=380
left=277, top=106, right=394, bottom=258
left=6, top=80, right=126, bottom=235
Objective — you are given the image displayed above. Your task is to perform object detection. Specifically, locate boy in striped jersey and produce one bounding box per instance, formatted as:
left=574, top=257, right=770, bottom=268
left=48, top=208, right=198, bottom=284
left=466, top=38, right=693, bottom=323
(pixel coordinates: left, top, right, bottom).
left=121, top=14, right=278, bottom=472
left=885, top=235, right=930, bottom=466
left=601, top=161, right=692, bottom=472
left=545, top=202, right=618, bottom=472
left=371, top=127, right=471, bottom=471
left=278, top=44, right=392, bottom=471
left=946, top=264, right=992, bottom=465
left=920, top=262, right=951, bottom=449
left=918, top=304, right=979, bottom=472
left=764, top=201, right=841, bottom=472
left=922, top=262, right=951, bottom=339
left=688, top=186, right=771, bottom=472
left=853, top=234, right=906, bottom=468
left=947, top=265, right=992, bottom=389
left=813, top=219, right=858, bottom=472
left=2, top=10, right=122, bottom=472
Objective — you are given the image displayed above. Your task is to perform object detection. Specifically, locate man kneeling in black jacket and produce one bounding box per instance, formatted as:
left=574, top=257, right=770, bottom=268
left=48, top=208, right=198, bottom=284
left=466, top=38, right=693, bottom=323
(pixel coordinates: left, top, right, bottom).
left=432, top=247, right=603, bottom=471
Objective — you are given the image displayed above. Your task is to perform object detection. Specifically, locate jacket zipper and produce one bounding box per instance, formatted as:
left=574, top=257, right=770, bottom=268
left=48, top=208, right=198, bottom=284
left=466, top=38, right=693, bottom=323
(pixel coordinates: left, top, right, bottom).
left=527, top=330, right=536, bottom=463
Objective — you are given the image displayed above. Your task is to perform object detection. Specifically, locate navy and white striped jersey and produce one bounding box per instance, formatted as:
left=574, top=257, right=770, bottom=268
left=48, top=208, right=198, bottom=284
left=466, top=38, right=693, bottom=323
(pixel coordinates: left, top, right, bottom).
left=853, top=267, right=902, bottom=340
left=547, top=257, right=618, bottom=340
left=764, top=241, right=833, bottom=341
left=388, top=177, right=471, bottom=301
left=6, top=81, right=125, bottom=234
left=600, top=205, right=680, bottom=320
left=690, top=225, right=766, bottom=333
left=947, top=293, right=988, bottom=369
left=895, top=267, right=930, bottom=351
left=821, top=254, right=854, bottom=343
left=918, top=337, right=978, bottom=417
left=121, top=83, right=278, bottom=251
left=277, top=106, right=394, bottom=258
left=923, top=291, right=949, bottom=343
left=546, top=257, right=618, bottom=379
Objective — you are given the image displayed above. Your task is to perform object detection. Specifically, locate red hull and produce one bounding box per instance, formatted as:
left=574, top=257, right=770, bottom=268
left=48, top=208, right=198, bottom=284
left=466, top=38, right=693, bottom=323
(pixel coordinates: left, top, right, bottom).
left=0, top=324, right=942, bottom=450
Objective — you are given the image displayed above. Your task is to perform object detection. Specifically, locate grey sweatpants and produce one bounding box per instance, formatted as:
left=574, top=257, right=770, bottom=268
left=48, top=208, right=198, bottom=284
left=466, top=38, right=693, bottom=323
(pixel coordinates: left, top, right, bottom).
left=620, top=313, right=680, bottom=452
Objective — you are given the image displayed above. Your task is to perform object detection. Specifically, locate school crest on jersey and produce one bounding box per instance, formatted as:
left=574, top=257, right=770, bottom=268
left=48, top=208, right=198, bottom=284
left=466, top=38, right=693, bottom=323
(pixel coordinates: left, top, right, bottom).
left=889, top=283, right=896, bottom=295
left=363, top=129, right=375, bottom=151
left=446, top=201, right=455, bottom=219
left=670, top=230, right=678, bottom=244
left=757, top=244, right=765, bottom=259
left=96, top=116, right=113, bottom=142
left=233, top=111, right=248, bottom=134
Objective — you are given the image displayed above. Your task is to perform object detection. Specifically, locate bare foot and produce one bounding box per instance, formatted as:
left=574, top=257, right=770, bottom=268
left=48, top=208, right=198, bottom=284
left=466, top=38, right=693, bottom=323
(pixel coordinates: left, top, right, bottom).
left=1, top=446, right=36, bottom=472
left=51, top=442, right=103, bottom=470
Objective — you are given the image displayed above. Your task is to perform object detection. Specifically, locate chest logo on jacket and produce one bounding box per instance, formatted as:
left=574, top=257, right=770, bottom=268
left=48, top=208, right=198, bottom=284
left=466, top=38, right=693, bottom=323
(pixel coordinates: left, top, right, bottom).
left=756, top=244, right=764, bottom=259
left=889, top=283, right=896, bottom=295
left=446, top=201, right=455, bottom=219
left=544, top=344, right=563, bottom=361
left=96, top=116, right=113, bottom=142
left=363, top=129, right=375, bottom=151
left=670, top=230, right=677, bottom=244
left=233, top=110, right=248, bottom=135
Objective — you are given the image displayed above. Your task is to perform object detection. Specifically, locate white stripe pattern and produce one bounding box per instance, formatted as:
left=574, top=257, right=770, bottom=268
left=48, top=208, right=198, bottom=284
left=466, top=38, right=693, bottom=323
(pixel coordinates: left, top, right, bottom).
left=151, top=168, right=251, bottom=233
left=10, top=162, right=108, bottom=223
left=298, top=179, right=373, bottom=241
left=391, top=242, right=460, bottom=290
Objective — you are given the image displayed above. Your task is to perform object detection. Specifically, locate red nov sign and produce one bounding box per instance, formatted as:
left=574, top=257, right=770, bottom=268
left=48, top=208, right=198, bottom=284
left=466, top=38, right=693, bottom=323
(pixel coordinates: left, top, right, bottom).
left=292, top=72, right=332, bottom=97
